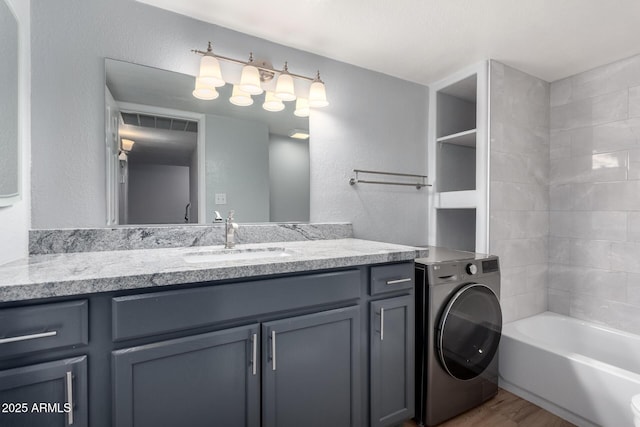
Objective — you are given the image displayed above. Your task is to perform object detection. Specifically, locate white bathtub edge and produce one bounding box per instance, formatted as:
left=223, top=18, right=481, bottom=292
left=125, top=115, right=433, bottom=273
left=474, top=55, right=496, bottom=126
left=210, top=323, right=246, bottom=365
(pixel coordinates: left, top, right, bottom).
left=499, top=378, right=597, bottom=427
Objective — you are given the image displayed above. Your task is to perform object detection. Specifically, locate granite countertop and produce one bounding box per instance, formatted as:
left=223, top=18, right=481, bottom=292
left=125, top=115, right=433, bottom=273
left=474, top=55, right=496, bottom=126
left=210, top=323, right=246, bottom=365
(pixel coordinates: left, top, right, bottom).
left=0, top=239, right=427, bottom=303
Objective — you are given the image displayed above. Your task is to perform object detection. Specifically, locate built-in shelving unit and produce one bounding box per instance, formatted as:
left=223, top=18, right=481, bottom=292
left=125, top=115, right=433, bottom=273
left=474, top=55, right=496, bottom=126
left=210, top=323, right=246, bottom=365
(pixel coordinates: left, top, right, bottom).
left=428, top=62, right=489, bottom=253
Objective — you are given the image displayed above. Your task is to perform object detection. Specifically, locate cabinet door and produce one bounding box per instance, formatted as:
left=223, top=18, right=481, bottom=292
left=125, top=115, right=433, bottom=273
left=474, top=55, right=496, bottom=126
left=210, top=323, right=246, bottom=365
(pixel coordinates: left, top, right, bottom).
left=370, top=296, right=415, bottom=427
left=0, top=356, right=87, bottom=427
left=262, top=306, right=361, bottom=427
left=113, top=325, right=260, bottom=427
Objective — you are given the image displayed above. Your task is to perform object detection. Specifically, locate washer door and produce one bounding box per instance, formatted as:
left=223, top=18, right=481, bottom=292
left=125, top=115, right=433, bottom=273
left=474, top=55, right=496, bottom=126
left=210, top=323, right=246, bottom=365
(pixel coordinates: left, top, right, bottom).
left=437, top=283, right=502, bottom=380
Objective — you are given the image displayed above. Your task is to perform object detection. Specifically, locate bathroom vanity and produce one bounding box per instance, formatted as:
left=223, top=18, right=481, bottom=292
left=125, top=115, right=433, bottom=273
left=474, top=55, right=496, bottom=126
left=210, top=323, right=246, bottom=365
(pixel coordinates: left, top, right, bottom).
left=0, top=235, right=423, bottom=427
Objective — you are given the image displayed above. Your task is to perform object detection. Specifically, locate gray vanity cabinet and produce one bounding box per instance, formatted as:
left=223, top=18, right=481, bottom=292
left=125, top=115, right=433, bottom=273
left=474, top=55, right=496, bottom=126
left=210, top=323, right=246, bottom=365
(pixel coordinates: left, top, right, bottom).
left=0, top=356, right=88, bottom=427
left=112, top=324, right=260, bottom=427
left=262, top=306, right=361, bottom=427
left=370, top=296, right=415, bottom=426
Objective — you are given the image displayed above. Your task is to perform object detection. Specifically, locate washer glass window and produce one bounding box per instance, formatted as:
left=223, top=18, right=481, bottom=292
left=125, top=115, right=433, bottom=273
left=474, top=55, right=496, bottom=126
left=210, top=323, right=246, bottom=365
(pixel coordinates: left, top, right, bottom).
left=437, top=284, right=502, bottom=380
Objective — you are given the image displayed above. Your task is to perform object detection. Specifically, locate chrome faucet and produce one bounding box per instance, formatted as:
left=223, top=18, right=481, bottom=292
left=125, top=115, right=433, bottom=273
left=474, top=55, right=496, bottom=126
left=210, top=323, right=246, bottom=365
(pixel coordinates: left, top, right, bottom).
left=213, top=211, right=223, bottom=222
left=224, top=210, right=239, bottom=249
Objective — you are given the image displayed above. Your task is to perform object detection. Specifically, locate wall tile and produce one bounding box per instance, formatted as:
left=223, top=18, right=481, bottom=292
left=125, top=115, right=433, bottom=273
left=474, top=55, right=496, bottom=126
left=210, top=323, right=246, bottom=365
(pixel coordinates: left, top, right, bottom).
left=570, top=118, right=640, bottom=156
left=627, top=212, right=640, bottom=242
left=611, top=242, right=640, bottom=274
left=550, top=90, right=628, bottom=131
left=490, top=211, right=548, bottom=240
left=549, top=211, right=627, bottom=241
left=626, top=273, right=640, bottom=306
left=548, top=237, right=571, bottom=265
left=550, top=130, right=572, bottom=160
left=548, top=289, right=571, bottom=315
left=491, top=238, right=547, bottom=268
left=630, top=86, right=640, bottom=118
left=570, top=55, right=640, bottom=102
left=491, top=150, right=548, bottom=185
left=491, top=181, right=548, bottom=211
left=550, top=152, right=628, bottom=184
left=550, top=78, right=572, bottom=107
left=628, top=149, right=640, bottom=180
left=549, top=184, right=573, bottom=211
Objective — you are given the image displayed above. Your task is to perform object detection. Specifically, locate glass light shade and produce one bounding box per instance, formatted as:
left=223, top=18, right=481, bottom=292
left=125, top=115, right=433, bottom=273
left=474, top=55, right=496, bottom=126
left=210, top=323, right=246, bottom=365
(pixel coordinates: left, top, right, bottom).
left=294, top=98, right=310, bottom=117
left=275, top=72, right=296, bottom=101
left=192, top=77, right=219, bottom=100
left=229, top=85, right=253, bottom=107
left=199, top=54, right=225, bottom=88
left=263, top=91, right=285, bottom=112
left=239, top=64, right=263, bottom=95
left=121, top=139, right=135, bottom=152
left=309, top=80, right=329, bottom=107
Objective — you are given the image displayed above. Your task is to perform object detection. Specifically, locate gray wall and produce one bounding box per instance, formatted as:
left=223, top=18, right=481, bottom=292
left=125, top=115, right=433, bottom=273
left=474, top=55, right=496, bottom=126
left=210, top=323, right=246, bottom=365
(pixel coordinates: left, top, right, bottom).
left=489, top=61, right=550, bottom=323
left=269, top=134, right=310, bottom=222
left=0, top=0, right=29, bottom=265
left=205, top=114, right=270, bottom=223
left=127, top=163, right=190, bottom=224
left=549, top=54, right=640, bottom=334
left=30, top=0, right=429, bottom=245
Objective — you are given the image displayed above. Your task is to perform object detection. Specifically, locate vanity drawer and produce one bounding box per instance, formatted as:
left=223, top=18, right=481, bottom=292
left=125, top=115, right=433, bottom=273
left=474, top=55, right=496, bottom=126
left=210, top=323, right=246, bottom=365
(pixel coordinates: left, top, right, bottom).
left=112, top=269, right=361, bottom=341
left=0, top=300, right=89, bottom=359
left=370, top=262, right=414, bottom=295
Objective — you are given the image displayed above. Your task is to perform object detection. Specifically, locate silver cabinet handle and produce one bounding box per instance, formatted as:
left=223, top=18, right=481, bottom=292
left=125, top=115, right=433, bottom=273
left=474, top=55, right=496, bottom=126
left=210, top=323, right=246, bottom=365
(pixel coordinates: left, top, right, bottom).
left=0, top=330, right=57, bottom=344
left=380, top=308, right=385, bottom=341
left=66, top=371, right=74, bottom=425
left=271, top=330, right=277, bottom=371
left=386, top=278, right=412, bottom=285
left=251, top=333, right=257, bottom=376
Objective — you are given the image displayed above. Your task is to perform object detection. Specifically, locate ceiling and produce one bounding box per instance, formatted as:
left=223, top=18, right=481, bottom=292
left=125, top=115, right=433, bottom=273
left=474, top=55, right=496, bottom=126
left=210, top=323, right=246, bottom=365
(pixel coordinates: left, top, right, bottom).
left=136, top=0, right=640, bottom=85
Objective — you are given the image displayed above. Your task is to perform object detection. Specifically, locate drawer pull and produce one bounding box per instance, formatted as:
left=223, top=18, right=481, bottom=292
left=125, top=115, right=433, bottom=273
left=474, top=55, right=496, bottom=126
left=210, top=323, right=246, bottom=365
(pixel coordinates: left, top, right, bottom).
left=66, top=371, right=74, bottom=425
left=0, top=330, right=57, bottom=344
left=386, top=278, right=412, bottom=285
left=251, top=333, right=258, bottom=376
left=271, top=330, right=277, bottom=371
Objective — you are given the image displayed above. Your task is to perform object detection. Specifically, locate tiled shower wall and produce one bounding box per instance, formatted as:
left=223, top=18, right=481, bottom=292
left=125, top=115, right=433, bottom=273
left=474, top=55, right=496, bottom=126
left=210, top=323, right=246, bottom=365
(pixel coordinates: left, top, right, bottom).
left=549, top=55, right=640, bottom=334
left=489, top=61, right=550, bottom=323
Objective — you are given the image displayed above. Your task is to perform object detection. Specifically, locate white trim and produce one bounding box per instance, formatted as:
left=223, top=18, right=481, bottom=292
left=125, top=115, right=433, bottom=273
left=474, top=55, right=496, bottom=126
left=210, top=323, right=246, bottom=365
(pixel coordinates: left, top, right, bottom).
left=427, top=61, right=490, bottom=253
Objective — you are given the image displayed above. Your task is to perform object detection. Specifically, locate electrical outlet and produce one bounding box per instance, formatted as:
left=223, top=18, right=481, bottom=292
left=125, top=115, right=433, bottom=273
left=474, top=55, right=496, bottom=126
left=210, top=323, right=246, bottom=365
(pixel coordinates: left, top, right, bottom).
left=214, top=193, right=227, bottom=205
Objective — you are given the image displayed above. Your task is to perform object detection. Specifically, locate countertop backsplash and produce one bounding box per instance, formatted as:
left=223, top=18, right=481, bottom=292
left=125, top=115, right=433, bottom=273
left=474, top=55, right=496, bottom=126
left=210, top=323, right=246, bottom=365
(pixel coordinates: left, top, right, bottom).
left=29, top=223, right=353, bottom=255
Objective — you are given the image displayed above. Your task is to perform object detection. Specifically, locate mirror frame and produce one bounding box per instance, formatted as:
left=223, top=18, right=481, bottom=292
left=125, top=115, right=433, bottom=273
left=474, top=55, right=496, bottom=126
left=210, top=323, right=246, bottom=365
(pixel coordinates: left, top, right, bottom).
left=0, top=0, right=21, bottom=207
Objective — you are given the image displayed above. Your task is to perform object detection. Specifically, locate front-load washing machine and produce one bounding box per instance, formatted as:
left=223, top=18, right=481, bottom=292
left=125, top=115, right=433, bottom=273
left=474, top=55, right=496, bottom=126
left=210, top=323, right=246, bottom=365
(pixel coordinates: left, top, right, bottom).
left=414, top=247, right=502, bottom=426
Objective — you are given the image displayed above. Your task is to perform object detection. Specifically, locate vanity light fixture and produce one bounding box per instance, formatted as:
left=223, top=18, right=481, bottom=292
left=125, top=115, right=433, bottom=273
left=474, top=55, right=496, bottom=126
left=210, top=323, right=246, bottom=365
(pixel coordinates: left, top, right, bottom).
left=191, top=42, right=329, bottom=112
left=239, top=53, right=264, bottom=95
left=294, top=98, right=310, bottom=117
left=308, top=71, right=329, bottom=108
left=121, top=139, right=135, bottom=152
left=229, top=85, right=253, bottom=106
left=275, top=62, right=296, bottom=101
left=263, top=91, right=285, bottom=112
left=288, top=129, right=310, bottom=140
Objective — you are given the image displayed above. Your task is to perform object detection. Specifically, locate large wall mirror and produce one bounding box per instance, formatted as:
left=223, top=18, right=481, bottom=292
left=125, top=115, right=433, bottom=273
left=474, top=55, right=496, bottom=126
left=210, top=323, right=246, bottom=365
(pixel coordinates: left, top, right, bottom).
left=0, top=0, right=20, bottom=206
left=105, top=59, right=310, bottom=225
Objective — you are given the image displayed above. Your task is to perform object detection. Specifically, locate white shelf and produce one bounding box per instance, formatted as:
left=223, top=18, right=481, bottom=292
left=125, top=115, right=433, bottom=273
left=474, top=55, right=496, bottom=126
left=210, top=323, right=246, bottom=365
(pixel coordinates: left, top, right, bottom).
left=436, top=129, right=477, bottom=147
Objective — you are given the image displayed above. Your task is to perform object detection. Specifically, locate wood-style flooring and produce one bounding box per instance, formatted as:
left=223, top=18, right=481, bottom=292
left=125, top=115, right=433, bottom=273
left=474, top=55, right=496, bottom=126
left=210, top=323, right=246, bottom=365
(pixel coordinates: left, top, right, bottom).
left=402, top=388, right=576, bottom=427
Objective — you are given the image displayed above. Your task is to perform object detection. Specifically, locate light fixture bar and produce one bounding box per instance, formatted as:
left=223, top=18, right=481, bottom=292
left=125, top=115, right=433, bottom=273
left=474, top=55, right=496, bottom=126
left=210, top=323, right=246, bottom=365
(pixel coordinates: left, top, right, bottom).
left=191, top=49, right=317, bottom=82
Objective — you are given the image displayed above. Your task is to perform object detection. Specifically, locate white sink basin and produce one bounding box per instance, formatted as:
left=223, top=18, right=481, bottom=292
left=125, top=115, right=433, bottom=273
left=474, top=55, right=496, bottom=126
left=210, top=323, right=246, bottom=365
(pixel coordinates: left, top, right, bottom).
left=183, top=247, right=292, bottom=264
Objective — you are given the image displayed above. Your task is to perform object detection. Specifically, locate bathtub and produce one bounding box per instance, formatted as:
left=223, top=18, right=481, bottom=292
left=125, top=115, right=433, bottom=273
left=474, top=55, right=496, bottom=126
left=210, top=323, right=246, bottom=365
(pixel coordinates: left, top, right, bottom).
left=499, top=312, right=640, bottom=427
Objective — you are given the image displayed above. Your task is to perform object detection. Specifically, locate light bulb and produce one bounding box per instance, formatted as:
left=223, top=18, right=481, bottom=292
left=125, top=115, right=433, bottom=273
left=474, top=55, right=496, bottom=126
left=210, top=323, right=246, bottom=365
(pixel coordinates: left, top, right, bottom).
left=229, top=85, right=253, bottom=106
left=198, top=54, right=225, bottom=88
left=275, top=63, right=296, bottom=101
left=294, top=98, right=310, bottom=117
left=240, top=64, right=263, bottom=95
left=192, top=77, right=219, bottom=100
left=263, top=91, right=285, bottom=112
left=309, top=71, right=329, bottom=108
